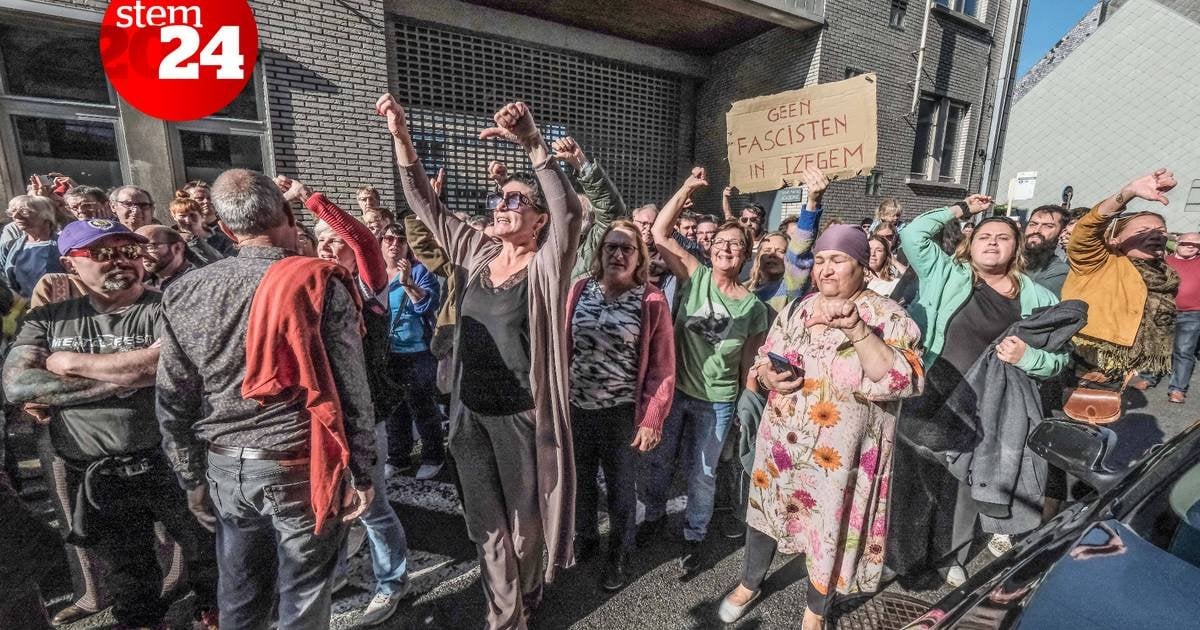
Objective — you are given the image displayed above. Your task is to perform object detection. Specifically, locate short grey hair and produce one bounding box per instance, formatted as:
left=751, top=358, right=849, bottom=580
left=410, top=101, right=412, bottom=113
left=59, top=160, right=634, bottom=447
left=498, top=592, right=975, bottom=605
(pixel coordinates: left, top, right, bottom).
left=8, top=195, right=58, bottom=226
left=110, top=185, right=154, bottom=205
left=210, top=169, right=289, bottom=236
left=64, top=185, right=108, bottom=203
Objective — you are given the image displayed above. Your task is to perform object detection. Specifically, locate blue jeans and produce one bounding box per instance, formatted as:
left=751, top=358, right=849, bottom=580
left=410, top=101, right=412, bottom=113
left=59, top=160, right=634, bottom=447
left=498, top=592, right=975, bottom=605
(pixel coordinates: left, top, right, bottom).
left=1170, top=311, right=1200, bottom=393
left=338, top=422, right=410, bottom=595
left=640, top=390, right=735, bottom=542
left=206, top=452, right=347, bottom=630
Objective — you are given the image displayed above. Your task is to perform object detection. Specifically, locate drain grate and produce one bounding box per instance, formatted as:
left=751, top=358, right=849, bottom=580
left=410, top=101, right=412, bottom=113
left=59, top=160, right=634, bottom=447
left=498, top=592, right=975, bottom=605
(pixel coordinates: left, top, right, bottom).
left=825, top=592, right=933, bottom=630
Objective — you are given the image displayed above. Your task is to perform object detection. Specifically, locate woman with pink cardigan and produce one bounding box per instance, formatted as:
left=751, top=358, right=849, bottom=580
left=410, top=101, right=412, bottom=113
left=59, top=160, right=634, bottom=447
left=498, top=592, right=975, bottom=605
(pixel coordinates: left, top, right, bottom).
left=565, top=218, right=675, bottom=592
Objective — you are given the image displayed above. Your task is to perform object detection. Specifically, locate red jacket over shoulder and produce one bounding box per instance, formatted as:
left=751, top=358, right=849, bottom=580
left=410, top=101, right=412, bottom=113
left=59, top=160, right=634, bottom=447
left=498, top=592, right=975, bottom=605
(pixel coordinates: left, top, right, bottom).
left=241, top=256, right=363, bottom=534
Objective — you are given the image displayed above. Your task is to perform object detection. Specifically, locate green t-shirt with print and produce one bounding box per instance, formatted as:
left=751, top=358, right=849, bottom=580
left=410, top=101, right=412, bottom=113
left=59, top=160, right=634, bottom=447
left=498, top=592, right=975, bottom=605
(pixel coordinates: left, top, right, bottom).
left=674, top=265, right=769, bottom=403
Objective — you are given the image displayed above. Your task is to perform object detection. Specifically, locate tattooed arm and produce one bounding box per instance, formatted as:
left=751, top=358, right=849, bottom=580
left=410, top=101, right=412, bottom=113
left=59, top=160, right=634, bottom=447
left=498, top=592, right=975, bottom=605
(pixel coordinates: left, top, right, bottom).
left=3, top=345, right=129, bottom=406
left=44, top=346, right=160, bottom=388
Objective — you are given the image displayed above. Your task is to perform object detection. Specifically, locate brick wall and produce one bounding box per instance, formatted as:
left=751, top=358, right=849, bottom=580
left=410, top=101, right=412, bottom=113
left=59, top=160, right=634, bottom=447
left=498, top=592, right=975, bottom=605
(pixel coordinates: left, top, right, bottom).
left=27, top=0, right=395, bottom=211
left=815, top=0, right=1011, bottom=224
left=691, top=27, right=821, bottom=219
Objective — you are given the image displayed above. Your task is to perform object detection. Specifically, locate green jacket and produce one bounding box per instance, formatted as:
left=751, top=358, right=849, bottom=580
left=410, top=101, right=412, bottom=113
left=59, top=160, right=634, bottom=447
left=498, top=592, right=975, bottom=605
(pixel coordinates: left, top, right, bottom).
left=569, top=160, right=627, bottom=281
left=899, top=207, right=1067, bottom=378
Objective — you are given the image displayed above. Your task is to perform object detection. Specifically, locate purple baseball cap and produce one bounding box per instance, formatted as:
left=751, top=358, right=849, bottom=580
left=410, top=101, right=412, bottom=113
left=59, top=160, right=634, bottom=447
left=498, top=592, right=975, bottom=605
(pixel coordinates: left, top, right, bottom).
left=57, top=219, right=148, bottom=255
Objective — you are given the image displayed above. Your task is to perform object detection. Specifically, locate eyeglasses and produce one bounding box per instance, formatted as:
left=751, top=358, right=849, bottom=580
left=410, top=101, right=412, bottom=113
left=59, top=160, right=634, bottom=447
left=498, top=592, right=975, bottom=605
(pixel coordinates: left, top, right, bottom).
left=486, top=191, right=540, bottom=212
left=381, top=234, right=406, bottom=243
left=711, top=238, right=746, bottom=252
left=67, top=200, right=103, bottom=211
left=603, top=243, right=637, bottom=256
left=114, top=199, right=153, bottom=209
left=66, top=244, right=145, bottom=262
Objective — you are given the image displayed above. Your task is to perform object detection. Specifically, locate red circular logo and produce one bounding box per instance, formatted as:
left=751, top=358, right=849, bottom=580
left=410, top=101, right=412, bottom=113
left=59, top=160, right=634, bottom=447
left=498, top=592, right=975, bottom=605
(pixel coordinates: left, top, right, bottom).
left=99, top=0, right=259, bottom=121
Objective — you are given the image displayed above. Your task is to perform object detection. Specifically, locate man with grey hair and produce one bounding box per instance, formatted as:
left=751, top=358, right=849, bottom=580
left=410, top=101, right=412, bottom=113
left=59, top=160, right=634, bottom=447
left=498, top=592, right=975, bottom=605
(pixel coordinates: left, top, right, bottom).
left=110, top=185, right=156, bottom=231
left=63, top=185, right=114, bottom=221
left=156, top=168, right=377, bottom=628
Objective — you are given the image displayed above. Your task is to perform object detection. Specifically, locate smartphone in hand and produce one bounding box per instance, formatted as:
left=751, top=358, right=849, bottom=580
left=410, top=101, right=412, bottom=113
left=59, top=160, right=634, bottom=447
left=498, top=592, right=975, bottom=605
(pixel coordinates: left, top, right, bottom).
left=766, top=352, right=802, bottom=379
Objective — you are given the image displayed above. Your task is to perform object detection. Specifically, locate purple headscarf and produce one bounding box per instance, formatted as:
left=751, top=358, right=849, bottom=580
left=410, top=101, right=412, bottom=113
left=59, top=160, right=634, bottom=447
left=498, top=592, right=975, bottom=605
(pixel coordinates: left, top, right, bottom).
left=813, top=224, right=871, bottom=268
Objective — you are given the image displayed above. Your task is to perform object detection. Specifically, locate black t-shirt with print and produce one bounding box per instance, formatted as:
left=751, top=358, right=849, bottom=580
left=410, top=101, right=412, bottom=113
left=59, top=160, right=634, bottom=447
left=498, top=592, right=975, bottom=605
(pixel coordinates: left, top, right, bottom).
left=13, top=290, right=163, bottom=461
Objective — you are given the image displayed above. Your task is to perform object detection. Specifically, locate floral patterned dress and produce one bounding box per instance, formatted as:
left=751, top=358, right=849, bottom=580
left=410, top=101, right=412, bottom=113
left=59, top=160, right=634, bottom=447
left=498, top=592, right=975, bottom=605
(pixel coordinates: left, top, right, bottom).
left=746, top=290, right=924, bottom=598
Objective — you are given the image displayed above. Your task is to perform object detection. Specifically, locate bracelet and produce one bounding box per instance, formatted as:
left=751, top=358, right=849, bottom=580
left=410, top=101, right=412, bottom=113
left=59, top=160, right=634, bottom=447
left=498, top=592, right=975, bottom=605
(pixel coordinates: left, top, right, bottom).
left=848, top=329, right=872, bottom=344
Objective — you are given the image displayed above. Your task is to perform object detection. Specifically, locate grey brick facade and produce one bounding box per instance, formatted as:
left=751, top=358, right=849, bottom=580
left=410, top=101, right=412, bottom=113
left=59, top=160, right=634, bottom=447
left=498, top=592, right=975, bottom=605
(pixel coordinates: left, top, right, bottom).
left=8, top=0, right=1018, bottom=225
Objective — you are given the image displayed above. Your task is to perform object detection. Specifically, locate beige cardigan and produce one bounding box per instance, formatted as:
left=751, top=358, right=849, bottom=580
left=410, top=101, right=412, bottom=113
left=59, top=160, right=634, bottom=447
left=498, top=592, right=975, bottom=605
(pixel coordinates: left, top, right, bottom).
left=398, top=156, right=582, bottom=582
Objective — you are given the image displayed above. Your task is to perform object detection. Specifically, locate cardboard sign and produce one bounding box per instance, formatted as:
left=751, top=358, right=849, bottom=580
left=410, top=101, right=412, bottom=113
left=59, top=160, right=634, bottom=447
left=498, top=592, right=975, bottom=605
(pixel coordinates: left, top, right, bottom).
left=726, top=74, right=878, bottom=194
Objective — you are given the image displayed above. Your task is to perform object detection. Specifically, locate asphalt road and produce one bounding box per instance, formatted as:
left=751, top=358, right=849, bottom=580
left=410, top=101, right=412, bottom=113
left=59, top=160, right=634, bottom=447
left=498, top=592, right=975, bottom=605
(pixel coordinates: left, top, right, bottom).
left=38, top=374, right=1200, bottom=630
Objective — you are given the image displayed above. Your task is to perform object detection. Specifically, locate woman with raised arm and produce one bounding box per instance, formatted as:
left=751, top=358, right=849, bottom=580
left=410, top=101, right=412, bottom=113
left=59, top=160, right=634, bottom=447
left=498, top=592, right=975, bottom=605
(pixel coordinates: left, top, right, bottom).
left=1061, top=169, right=1178, bottom=393
left=888, top=194, right=1066, bottom=587
left=376, top=93, right=582, bottom=629
left=640, top=167, right=769, bottom=573
left=743, top=166, right=826, bottom=316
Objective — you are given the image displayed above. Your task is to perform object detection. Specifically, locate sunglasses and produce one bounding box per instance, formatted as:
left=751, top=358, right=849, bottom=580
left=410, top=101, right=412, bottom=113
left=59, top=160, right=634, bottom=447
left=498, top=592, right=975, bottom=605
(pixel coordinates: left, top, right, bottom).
left=486, top=191, right=540, bottom=212
left=66, top=243, right=145, bottom=262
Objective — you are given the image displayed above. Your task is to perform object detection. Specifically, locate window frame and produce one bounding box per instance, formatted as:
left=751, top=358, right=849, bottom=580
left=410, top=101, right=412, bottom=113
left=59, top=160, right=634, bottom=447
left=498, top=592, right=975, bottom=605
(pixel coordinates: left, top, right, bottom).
left=889, top=0, right=908, bottom=29
left=935, top=0, right=980, bottom=19
left=169, top=62, right=274, bottom=187
left=0, top=12, right=129, bottom=194
left=909, top=94, right=970, bottom=186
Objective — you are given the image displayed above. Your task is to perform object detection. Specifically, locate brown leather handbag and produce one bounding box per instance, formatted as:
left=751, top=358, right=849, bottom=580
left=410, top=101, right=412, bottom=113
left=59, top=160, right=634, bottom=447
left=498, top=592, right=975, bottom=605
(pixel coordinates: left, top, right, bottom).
left=1063, top=372, right=1131, bottom=425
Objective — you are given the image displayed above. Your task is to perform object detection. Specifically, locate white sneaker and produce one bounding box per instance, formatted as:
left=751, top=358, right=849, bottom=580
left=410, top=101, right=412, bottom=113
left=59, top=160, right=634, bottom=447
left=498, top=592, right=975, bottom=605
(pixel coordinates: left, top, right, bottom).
left=360, top=582, right=411, bottom=626
left=945, top=564, right=967, bottom=588
left=717, top=588, right=760, bottom=624
left=415, top=462, right=443, bottom=481
left=988, top=534, right=1013, bottom=557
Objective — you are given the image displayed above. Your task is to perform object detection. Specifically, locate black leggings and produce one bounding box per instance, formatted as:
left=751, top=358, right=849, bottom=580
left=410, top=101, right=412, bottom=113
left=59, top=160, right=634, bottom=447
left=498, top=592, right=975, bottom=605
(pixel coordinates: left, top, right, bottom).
left=740, top=526, right=837, bottom=616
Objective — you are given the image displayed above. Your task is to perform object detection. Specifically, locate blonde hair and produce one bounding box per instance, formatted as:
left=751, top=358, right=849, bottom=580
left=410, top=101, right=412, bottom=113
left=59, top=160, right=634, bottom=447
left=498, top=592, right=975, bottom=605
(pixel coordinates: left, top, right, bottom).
left=746, top=232, right=788, bottom=290
left=875, top=197, right=902, bottom=222
left=952, top=217, right=1025, bottom=298
left=590, top=219, right=650, bottom=285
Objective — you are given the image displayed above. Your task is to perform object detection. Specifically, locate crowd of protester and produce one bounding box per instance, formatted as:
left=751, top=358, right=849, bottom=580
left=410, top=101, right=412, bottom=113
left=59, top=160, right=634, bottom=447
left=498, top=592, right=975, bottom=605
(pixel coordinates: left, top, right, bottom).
left=0, top=88, right=1188, bottom=630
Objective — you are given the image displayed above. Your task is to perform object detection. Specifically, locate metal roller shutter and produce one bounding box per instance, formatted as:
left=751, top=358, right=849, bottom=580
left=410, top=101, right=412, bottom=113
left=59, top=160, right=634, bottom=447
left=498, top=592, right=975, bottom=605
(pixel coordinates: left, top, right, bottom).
left=391, top=18, right=685, bottom=215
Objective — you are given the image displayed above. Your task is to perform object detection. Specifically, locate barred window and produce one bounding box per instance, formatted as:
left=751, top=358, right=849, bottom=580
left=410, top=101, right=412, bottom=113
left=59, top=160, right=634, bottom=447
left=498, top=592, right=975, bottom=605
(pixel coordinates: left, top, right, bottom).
left=391, top=19, right=685, bottom=215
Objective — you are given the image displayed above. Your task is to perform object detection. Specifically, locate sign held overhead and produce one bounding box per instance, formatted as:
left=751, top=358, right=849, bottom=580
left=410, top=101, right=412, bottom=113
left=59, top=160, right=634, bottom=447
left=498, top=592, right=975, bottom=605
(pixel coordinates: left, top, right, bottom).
left=726, top=73, right=878, bottom=194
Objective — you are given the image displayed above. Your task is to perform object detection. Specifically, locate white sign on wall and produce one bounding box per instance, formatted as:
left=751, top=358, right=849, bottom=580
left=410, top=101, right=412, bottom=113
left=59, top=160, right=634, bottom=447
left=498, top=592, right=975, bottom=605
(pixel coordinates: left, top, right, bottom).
left=1012, top=171, right=1038, bottom=201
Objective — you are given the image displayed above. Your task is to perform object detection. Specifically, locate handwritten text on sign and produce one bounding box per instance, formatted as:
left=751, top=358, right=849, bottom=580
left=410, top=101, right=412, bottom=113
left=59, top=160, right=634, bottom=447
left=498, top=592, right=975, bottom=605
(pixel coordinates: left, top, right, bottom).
left=726, top=74, right=878, bottom=194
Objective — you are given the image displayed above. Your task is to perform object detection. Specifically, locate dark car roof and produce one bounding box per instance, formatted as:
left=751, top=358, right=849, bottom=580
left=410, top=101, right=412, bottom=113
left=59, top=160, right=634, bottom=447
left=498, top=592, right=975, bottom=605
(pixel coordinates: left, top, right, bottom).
left=1017, top=520, right=1200, bottom=629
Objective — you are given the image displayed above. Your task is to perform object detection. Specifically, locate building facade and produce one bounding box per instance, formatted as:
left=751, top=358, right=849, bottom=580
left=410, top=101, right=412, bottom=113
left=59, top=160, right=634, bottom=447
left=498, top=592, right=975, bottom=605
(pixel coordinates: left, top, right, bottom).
left=997, top=0, right=1200, bottom=229
left=0, top=0, right=1024, bottom=226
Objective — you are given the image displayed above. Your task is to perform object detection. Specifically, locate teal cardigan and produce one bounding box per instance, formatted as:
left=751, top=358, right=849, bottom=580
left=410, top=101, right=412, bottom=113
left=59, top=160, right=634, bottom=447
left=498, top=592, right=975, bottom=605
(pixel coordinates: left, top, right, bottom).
left=898, top=207, right=1067, bottom=378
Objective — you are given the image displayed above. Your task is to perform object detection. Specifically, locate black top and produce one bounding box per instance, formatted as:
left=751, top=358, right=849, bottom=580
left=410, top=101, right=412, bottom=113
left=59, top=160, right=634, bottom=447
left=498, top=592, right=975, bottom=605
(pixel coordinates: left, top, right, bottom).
left=13, top=291, right=163, bottom=461
left=926, top=281, right=1022, bottom=407
left=459, top=266, right=534, bottom=416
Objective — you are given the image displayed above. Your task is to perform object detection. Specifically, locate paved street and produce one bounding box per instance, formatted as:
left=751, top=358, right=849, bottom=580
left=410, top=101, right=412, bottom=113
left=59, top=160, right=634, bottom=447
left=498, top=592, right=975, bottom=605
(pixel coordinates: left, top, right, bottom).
left=38, top=373, right=1200, bottom=630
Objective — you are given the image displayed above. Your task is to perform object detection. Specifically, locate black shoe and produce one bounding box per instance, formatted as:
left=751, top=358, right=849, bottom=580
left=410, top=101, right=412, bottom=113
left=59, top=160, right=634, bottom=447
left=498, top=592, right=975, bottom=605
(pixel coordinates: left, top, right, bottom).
left=575, top=536, right=601, bottom=563
left=601, top=553, right=628, bottom=592
left=636, top=518, right=665, bottom=548
left=679, top=540, right=703, bottom=573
